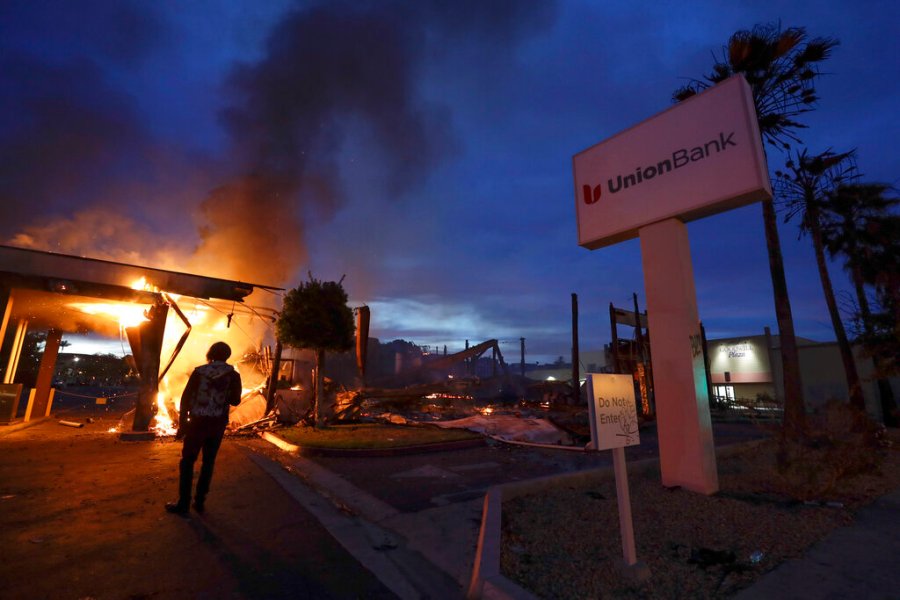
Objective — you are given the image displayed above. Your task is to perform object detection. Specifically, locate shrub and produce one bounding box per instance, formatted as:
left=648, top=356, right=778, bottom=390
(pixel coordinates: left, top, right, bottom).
left=773, top=400, right=885, bottom=500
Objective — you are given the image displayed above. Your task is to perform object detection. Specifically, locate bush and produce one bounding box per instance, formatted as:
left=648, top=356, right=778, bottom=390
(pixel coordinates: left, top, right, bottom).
left=773, top=400, right=886, bottom=500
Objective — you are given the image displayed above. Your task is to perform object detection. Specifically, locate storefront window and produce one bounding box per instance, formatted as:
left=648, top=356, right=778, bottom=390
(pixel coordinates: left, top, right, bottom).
left=713, top=385, right=734, bottom=406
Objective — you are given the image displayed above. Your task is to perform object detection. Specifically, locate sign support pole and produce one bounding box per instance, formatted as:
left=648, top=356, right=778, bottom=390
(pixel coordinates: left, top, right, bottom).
left=639, top=218, right=718, bottom=494
left=612, top=445, right=636, bottom=566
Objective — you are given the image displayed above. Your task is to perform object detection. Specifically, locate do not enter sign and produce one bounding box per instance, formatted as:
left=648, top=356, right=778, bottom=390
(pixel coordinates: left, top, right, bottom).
left=587, top=373, right=640, bottom=451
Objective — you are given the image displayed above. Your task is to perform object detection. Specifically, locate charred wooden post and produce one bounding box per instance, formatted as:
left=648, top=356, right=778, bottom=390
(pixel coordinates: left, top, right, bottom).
left=265, top=339, right=283, bottom=414
left=609, top=302, right=620, bottom=373
left=465, top=339, right=470, bottom=375
left=632, top=294, right=644, bottom=364
left=356, top=305, right=370, bottom=386
left=633, top=293, right=654, bottom=414
left=572, top=293, right=580, bottom=403
left=520, top=337, right=525, bottom=378
left=126, top=297, right=168, bottom=431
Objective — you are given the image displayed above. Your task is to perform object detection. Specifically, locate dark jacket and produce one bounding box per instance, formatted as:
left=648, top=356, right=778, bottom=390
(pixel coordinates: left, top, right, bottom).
left=178, top=361, right=242, bottom=429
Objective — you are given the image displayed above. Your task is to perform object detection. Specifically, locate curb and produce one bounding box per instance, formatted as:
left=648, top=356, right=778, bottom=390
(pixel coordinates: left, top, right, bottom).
left=260, top=430, right=486, bottom=457
left=466, top=487, right=541, bottom=600
left=0, top=416, right=50, bottom=436
left=466, top=455, right=662, bottom=599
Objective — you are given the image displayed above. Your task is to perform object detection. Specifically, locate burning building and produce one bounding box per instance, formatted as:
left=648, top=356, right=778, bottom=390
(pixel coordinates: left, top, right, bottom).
left=0, top=244, right=281, bottom=433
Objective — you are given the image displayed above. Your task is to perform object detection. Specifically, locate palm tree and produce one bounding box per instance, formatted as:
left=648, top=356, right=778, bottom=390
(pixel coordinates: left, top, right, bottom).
left=856, top=214, right=900, bottom=378
left=776, top=149, right=865, bottom=410
left=673, top=23, right=839, bottom=436
left=824, top=183, right=899, bottom=423
left=823, top=184, right=898, bottom=336
left=854, top=214, right=900, bottom=334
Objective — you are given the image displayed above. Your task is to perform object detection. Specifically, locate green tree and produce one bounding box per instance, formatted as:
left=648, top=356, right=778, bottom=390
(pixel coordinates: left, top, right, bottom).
left=674, top=23, right=839, bottom=437
left=777, top=149, right=864, bottom=409
left=276, top=276, right=355, bottom=426
left=824, top=184, right=899, bottom=422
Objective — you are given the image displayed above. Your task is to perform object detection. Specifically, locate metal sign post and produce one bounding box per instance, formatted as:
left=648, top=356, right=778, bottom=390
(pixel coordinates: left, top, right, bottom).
left=612, top=445, right=636, bottom=565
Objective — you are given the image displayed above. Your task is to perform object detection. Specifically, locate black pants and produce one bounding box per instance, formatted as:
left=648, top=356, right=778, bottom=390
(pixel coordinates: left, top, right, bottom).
left=178, top=417, right=226, bottom=506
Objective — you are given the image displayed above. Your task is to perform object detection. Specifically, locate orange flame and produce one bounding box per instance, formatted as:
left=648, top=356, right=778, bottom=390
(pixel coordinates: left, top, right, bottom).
left=68, top=302, right=150, bottom=328
left=152, top=391, right=178, bottom=436
left=130, top=276, right=161, bottom=293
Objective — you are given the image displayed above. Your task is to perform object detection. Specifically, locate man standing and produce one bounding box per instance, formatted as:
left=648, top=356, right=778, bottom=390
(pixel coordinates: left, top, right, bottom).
left=166, top=341, right=242, bottom=515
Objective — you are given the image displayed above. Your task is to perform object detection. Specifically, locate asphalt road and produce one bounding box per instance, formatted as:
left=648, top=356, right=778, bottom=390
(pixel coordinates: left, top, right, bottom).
left=308, top=421, right=768, bottom=512
left=0, top=409, right=396, bottom=600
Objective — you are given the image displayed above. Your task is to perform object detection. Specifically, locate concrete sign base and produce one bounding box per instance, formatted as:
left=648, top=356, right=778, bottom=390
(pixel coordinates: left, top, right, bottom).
left=639, top=218, right=718, bottom=494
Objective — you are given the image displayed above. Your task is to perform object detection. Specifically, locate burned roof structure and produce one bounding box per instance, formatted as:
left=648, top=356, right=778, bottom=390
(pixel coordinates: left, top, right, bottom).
left=0, top=244, right=281, bottom=433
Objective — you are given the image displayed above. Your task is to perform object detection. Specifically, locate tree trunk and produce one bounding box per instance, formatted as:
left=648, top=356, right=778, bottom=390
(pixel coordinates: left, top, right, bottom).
left=851, top=264, right=897, bottom=425
left=314, top=348, right=325, bottom=428
left=808, top=206, right=866, bottom=410
left=761, top=197, right=806, bottom=436
left=851, top=264, right=873, bottom=325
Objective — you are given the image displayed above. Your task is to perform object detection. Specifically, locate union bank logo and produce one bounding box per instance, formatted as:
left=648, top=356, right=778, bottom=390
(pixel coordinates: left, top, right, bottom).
left=582, top=131, right=737, bottom=205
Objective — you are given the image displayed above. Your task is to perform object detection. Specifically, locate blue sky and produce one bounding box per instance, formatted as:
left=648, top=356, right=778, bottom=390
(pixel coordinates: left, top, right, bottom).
left=2, top=1, right=898, bottom=363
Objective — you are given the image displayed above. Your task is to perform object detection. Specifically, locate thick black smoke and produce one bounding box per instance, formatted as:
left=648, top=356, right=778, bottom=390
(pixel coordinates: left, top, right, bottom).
left=218, top=0, right=556, bottom=221
left=2, top=0, right=557, bottom=286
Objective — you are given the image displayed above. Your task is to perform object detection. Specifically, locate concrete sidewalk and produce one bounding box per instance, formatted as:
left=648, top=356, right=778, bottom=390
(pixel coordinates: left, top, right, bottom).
left=245, top=445, right=470, bottom=598
left=735, top=487, right=900, bottom=600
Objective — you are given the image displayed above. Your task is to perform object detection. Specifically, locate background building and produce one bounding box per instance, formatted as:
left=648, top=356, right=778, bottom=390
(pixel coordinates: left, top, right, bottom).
left=708, top=333, right=895, bottom=421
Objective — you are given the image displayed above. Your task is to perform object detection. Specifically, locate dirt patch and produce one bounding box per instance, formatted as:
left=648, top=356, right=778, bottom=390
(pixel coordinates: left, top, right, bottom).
left=501, top=431, right=900, bottom=599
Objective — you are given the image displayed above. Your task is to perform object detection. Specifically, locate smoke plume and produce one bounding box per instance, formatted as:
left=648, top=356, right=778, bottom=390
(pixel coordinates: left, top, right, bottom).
left=2, top=0, right=556, bottom=289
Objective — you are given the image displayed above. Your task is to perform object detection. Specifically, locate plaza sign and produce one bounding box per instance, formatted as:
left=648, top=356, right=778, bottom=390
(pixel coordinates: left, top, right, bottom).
left=573, top=75, right=771, bottom=249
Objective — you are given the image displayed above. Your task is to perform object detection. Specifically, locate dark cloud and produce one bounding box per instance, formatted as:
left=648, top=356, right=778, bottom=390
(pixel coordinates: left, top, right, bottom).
left=0, top=0, right=166, bottom=66
left=0, top=54, right=150, bottom=234
left=412, top=0, right=556, bottom=40
left=0, top=0, right=172, bottom=239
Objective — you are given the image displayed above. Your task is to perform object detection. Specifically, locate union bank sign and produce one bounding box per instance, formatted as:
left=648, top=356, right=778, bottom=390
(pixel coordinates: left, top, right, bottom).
left=573, top=75, right=771, bottom=249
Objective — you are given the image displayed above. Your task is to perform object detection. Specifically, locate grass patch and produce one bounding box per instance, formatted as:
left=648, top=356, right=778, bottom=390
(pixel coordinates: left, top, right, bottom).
left=275, top=422, right=482, bottom=450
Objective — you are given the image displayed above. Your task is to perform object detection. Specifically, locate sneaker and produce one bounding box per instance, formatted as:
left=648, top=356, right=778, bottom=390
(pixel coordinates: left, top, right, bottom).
left=192, top=500, right=205, bottom=514
left=165, top=502, right=189, bottom=515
